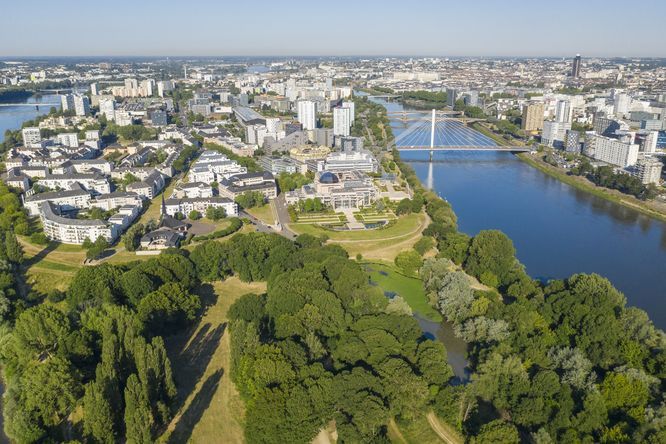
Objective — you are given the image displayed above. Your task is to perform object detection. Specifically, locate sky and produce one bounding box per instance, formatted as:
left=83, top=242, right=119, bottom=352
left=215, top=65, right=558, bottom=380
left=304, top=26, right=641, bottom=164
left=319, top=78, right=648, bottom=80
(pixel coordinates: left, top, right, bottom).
left=2, top=0, right=665, bottom=58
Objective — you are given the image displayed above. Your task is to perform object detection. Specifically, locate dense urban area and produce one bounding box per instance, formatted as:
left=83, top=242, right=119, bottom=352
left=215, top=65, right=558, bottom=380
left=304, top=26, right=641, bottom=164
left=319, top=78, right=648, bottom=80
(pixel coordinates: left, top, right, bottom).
left=0, top=55, right=664, bottom=443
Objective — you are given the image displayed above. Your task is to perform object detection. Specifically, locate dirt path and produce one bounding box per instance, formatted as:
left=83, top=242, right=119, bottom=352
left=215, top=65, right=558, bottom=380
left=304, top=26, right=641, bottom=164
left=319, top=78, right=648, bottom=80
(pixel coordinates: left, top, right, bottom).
left=426, top=412, right=462, bottom=444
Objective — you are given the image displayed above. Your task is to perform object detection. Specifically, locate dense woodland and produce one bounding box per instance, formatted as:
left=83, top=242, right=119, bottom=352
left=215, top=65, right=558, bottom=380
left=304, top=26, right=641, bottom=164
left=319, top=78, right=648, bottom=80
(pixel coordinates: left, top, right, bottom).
left=395, top=148, right=666, bottom=443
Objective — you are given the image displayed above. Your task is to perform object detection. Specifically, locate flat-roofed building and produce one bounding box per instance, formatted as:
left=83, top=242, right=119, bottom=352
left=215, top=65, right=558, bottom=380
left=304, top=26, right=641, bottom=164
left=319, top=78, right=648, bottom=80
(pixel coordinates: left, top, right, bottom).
left=522, top=102, right=545, bottom=132
left=164, top=197, right=238, bottom=218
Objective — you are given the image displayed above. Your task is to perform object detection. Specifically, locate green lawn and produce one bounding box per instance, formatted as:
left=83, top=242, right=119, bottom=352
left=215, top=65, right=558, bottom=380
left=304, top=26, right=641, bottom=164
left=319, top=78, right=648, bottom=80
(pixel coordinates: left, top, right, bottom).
left=246, top=203, right=275, bottom=225
left=159, top=277, right=267, bottom=444
left=290, top=213, right=423, bottom=241
left=364, top=262, right=441, bottom=322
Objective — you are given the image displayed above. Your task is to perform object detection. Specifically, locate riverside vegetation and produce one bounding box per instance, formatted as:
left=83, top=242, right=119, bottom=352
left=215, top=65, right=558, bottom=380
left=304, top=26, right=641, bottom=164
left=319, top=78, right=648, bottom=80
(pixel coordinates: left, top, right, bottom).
left=0, top=148, right=663, bottom=443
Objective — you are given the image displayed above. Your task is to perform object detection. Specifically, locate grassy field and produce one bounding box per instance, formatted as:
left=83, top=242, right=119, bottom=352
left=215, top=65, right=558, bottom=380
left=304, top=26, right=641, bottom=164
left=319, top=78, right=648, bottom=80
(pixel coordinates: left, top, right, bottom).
left=388, top=416, right=448, bottom=444
left=364, top=262, right=441, bottom=322
left=159, top=277, right=267, bottom=444
left=289, top=213, right=427, bottom=261
left=290, top=212, right=423, bottom=240
left=246, top=203, right=275, bottom=225
left=17, top=236, right=85, bottom=292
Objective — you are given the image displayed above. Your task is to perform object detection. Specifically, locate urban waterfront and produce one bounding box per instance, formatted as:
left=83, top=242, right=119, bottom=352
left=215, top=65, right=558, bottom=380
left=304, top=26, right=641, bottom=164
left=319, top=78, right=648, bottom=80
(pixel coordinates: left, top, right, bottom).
left=0, top=94, right=61, bottom=140
left=372, top=95, right=666, bottom=329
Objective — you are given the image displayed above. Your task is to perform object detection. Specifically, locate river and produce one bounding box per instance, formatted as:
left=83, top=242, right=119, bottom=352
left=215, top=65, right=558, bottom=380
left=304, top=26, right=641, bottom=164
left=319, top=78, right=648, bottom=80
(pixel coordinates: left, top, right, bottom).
left=367, top=93, right=666, bottom=330
left=0, top=94, right=61, bottom=140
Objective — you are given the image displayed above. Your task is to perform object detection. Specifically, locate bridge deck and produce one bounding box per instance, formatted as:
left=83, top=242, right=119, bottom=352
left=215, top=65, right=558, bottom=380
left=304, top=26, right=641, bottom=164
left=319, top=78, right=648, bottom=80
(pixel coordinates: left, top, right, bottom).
left=396, top=145, right=530, bottom=152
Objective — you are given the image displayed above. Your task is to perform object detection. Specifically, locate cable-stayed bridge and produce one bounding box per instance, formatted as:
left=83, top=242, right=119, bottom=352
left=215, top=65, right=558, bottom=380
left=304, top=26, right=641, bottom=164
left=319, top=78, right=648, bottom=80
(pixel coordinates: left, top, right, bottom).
left=392, top=109, right=529, bottom=154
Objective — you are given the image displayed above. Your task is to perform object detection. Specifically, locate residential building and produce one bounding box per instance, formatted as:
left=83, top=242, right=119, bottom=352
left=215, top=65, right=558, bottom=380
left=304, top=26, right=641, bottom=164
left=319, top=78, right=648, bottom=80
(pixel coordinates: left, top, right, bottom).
left=565, top=130, right=581, bottom=153
left=40, top=201, right=117, bottom=245
left=584, top=133, right=639, bottom=167
left=631, top=158, right=662, bottom=185
left=60, top=94, right=75, bottom=112
left=126, top=169, right=166, bottom=199
left=542, top=121, right=571, bottom=148
left=643, top=131, right=658, bottom=153
left=22, top=127, right=42, bottom=147
left=23, top=184, right=91, bottom=216
left=521, top=102, right=545, bottom=131
left=593, top=113, right=621, bottom=136
left=164, top=197, right=238, bottom=218
left=297, top=100, right=316, bottom=130
left=57, top=133, right=79, bottom=148
left=73, top=95, right=90, bottom=116
left=446, top=88, right=457, bottom=107
left=171, top=182, right=214, bottom=199
left=333, top=106, right=352, bottom=136
left=99, top=98, right=116, bottom=120
left=40, top=173, right=111, bottom=194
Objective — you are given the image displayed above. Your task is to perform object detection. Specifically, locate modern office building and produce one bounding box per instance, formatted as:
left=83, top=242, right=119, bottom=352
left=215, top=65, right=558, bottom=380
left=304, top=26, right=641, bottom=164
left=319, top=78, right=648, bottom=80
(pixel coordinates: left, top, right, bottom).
left=521, top=102, right=545, bottom=131
left=297, top=100, right=316, bottom=130
left=318, top=150, right=379, bottom=173
left=584, top=133, right=639, bottom=167
left=285, top=170, right=377, bottom=210
left=571, top=54, right=581, bottom=78
left=218, top=171, right=278, bottom=200
left=333, top=106, right=352, bottom=136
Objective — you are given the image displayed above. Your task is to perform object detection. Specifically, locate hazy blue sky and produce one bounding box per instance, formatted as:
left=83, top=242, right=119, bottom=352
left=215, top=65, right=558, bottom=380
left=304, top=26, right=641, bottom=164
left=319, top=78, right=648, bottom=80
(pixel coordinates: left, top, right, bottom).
left=2, top=0, right=665, bottom=57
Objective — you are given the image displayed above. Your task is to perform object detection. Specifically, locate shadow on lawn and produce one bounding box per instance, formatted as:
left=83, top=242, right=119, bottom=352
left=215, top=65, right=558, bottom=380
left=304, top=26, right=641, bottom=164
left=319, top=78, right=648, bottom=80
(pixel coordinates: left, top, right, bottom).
left=168, top=369, right=224, bottom=443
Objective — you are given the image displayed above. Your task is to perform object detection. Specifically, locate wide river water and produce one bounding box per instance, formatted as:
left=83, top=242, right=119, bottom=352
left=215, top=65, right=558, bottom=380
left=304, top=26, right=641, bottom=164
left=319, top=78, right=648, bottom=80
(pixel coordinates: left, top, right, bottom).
left=0, top=93, right=61, bottom=138
left=368, top=94, right=666, bottom=330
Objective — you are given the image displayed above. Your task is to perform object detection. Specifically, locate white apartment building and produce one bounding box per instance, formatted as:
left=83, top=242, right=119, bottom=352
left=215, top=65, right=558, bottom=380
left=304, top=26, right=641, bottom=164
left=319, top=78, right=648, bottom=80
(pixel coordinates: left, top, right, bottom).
left=554, top=100, right=572, bottom=123
left=57, top=133, right=79, bottom=148
left=542, top=120, right=571, bottom=147
left=99, top=99, right=116, bottom=120
left=91, top=191, right=143, bottom=211
left=297, top=100, right=316, bottom=130
left=40, top=173, right=112, bottom=195
left=60, top=94, right=75, bottom=112
left=584, top=134, right=639, bottom=167
left=342, top=101, right=355, bottom=124
left=614, top=93, right=631, bottom=117
left=22, top=127, right=42, bottom=147
left=632, top=158, right=663, bottom=185
left=23, top=186, right=92, bottom=216
left=188, top=150, right=246, bottom=183
left=333, top=107, right=352, bottom=136
left=164, top=197, right=238, bottom=218
left=73, top=95, right=90, bottom=116
left=40, top=202, right=117, bottom=245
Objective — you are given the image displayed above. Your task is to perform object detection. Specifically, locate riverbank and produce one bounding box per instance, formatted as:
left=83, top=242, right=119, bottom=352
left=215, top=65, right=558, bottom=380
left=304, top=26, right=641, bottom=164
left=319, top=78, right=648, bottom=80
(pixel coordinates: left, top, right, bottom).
left=517, top=152, right=666, bottom=224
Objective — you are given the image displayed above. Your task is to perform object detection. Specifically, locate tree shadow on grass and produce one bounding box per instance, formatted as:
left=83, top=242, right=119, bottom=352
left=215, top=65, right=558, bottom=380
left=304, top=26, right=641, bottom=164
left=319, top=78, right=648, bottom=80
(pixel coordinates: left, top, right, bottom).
left=23, top=241, right=58, bottom=268
left=167, top=369, right=224, bottom=444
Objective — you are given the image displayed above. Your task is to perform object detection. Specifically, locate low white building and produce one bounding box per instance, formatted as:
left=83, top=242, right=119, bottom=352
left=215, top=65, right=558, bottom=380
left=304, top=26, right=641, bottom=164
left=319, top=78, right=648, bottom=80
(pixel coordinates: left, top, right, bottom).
left=164, top=197, right=238, bottom=217
left=172, top=182, right=214, bottom=199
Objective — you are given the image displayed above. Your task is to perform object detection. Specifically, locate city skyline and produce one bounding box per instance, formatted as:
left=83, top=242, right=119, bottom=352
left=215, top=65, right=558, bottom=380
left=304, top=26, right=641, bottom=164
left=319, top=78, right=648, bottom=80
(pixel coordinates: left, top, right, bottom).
left=3, top=0, right=666, bottom=57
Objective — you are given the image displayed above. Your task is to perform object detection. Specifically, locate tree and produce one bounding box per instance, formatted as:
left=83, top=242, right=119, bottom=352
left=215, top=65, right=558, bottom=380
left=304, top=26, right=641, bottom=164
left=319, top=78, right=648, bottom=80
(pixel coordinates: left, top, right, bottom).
left=395, top=198, right=413, bottom=215
left=235, top=191, right=265, bottom=209
left=472, top=420, right=520, bottom=444
left=394, top=249, right=423, bottom=275
left=123, top=223, right=145, bottom=252
left=413, top=236, right=434, bottom=256
left=465, top=230, right=517, bottom=286
left=83, top=379, right=116, bottom=444
left=137, top=283, right=200, bottom=334
left=205, top=206, right=226, bottom=221
left=188, top=210, right=201, bottom=220
left=21, top=357, right=82, bottom=427
left=5, top=230, right=23, bottom=264
left=124, top=374, right=153, bottom=444
left=85, top=235, right=109, bottom=260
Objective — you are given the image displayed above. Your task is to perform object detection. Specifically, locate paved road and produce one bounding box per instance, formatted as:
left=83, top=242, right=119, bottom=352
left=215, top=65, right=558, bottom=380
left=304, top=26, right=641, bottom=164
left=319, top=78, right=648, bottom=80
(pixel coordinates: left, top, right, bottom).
left=240, top=202, right=296, bottom=241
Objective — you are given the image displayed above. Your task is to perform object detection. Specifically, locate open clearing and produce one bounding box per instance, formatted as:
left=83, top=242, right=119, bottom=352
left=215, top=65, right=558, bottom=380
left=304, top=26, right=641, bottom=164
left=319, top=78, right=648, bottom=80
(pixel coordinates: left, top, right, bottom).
left=159, top=277, right=267, bottom=444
